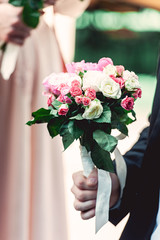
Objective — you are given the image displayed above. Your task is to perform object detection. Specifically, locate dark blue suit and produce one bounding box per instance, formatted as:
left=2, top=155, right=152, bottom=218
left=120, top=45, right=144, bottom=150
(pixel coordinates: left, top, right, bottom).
left=110, top=58, right=160, bottom=239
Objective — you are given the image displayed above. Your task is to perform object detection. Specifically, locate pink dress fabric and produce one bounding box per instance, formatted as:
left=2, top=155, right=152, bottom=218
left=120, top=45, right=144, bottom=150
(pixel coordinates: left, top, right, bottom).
left=0, top=1, right=90, bottom=240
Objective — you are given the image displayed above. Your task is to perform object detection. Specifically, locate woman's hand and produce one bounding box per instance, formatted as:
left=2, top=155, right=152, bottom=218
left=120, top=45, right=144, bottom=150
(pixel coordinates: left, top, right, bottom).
left=71, top=169, right=120, bottom=220
left=0, top=3, right=31, bottom=45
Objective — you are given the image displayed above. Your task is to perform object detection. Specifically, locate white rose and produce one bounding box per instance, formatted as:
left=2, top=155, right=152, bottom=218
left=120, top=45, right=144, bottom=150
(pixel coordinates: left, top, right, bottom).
left=82, top=99, right=103, bottom=120
left=100, top=76, right=121, bottom=99
left=82, top=70, right=107, bottom=92
left=103, top=64, right=117, bottom=76
left=123, top=70, right=140, bottom=91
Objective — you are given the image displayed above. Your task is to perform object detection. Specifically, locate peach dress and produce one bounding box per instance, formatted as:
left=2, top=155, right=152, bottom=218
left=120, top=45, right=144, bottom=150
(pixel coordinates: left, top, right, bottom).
left=0, top=1, right=90, bottom=240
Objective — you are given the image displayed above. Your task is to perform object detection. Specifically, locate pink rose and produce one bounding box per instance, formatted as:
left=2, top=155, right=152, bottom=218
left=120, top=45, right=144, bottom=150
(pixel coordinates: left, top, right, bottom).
left=70, top=86, right=82, bottom=97
left=110, top=75, right=125, bottom=89
left=58, top=104, right=69, bottom=116
left=51, top=85, right=61, bottom=96
left=75, top=96, right=83, bottom=105
left=121, top=96, right=134, bottom=111
left=71, top=80, right=81, bottom=88
left=132, top=88, right=142, bottom=99
left=58, top=83, right=67, bottom=91
left=63, top=96, right=72, bottom=104
left=57, top=94, right=64, bottom=103
left=66, top=60, right=86, bottom=73
left=60, top=85, right=70, bottom=96
left=82, top=97, right=91, bottom=106
left=47, top=95, right=55, bottom=107
left=98, top=57, right=113, bottom=71
left=116, top=65, right=125, bottom=76
left=85, top=62, right=99, bottom=71
left=85, top=88, right=96, bottom=100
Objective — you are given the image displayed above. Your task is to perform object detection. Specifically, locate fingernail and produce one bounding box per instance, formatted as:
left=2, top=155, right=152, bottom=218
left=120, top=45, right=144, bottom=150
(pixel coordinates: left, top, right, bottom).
left=88, top=178, right=97, bottom=185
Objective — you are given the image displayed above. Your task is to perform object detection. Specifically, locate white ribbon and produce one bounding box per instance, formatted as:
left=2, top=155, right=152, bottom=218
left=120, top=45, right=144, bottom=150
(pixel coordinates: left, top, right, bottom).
left=0, top=43, right=20, bottom=80
left=80, top=137, right=127, bottom=233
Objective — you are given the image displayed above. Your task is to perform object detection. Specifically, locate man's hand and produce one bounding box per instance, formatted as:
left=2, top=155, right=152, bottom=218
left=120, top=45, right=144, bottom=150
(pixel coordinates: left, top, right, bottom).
left=71, top=169, right=120, bottom=220
left=0, top=3, right=31, bottom=45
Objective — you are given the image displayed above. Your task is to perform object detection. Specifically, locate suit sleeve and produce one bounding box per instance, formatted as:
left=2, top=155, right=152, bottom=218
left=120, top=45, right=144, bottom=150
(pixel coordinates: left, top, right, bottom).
left=109, top=126, right=149, bottom=225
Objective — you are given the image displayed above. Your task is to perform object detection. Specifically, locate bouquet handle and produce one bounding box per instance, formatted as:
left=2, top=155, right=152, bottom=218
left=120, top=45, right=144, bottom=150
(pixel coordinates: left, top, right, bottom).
left=0, top=43, right=20, bottom=80
left=80, top=145, right=112, bottom=233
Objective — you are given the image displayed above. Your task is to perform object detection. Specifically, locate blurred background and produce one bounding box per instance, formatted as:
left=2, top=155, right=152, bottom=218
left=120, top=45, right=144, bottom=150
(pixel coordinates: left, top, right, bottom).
left=60, top=0, right=160, bottom=239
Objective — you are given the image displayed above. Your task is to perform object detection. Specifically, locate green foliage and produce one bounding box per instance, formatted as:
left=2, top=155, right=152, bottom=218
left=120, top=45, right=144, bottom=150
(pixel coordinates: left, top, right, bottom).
left=91, top=141, right=114, bottom=172
left=26, top=108, right=52, bottom=126
left=9, top=0, right=43, bottom=28
left=93, top=130, right=118, bottom=153
left=47, top=117, right=65, bottom=138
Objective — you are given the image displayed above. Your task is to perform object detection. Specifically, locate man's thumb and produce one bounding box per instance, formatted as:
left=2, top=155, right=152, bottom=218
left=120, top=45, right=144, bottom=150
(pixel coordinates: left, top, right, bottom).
left=87, top=168, right=98, bottom=186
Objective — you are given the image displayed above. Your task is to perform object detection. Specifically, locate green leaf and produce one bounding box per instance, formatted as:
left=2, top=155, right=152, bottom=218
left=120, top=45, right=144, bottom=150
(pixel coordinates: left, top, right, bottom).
left=28, top=0, right=43, bottom=9
left=111, top=121, right=128, bottom=136
left=94, top=105, right=111, bottom=123
left=91, top=141, right=114, bottom=172
left=26, top=108, right=52, bottom=126
left=69, top=113, right=83, bottom=120
left=47, top=117, right=65, bottom=138
left=52, top=100, right=63, bottom=110
left=68, top=121, right=84, bottom=140
left=50, top=109, right=58, bottom=117
left=93, top=130, right=117, bottom=153
left=22, top=6, right=40, bottom=28
left=80, top=133, right=93, bottom=152
left=62, top=132, right=75, bottom=150
left=9, top=0, right=24, bottom=6
left=60, top=121, right=75, bottom=150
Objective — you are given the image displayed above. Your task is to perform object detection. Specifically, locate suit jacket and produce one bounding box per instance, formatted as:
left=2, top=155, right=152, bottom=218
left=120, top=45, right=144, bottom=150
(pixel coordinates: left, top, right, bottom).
left=110, top=57, right=160, bottom=240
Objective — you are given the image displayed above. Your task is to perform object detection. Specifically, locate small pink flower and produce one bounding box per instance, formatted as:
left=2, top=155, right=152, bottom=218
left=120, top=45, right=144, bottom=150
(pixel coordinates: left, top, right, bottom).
left=85, top=88, right=96, bottom=100
left=70, top=86, right=82, bottom=97
left=85, top=62, right=99, bottom=71
left=98, top=57, right=113, bottom=71
left=51, top=85, right=61, bottom=96
left=71, top=80, right=81, bottom=88
left=63, top=96, right=72, bottom=104
left=132, top=88, right=142, bottom=99
left=58, top=83, right=67, bottom=91
left=116, top=65, right=125, bottom=76
left=110, top=75, right=125, bottom=89
left=75, top=96, right=83, bottom=104
left=57, top=94, right=64, bottom=103
left=58, top=104, right=69, bottom=116
left=47, top=95, right=55, bottom=107
left=66, top=60, right=86, bottom=73
left=82, top=97, right=91, bottom=106
left=60, top=85, right=70, bottom=96
left=121, top=96, right=134, bottom=111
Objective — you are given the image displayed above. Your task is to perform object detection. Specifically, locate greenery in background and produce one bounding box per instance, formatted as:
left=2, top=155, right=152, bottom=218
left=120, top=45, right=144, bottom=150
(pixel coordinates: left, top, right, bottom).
left=75, top=9, right=160, bottom=75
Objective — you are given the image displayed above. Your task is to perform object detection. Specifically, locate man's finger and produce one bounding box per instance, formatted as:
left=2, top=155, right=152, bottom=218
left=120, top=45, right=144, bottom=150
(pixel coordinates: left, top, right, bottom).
left=74, top=199, right=96, bottom=212
left=71, top=185, right=97, bottom=202
left=81, top=208, right=95, bottom=220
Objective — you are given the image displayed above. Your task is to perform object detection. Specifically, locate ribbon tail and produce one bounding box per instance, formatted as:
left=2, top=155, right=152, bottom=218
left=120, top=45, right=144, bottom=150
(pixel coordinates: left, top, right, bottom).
left=114, top=147, right=127, bottom=198
left=96, top=169, right=111, bottom=233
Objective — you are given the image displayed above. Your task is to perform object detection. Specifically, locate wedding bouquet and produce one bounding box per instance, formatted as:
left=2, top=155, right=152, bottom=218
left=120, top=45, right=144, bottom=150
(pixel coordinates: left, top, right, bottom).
left=27, top=57, right=142, bottom=231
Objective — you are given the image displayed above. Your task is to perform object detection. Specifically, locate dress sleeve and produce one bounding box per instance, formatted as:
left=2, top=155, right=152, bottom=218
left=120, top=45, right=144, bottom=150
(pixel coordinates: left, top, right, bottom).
left=54, top=0, right=90, bottom=18
left=109, top=126, right=149, bottom=225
